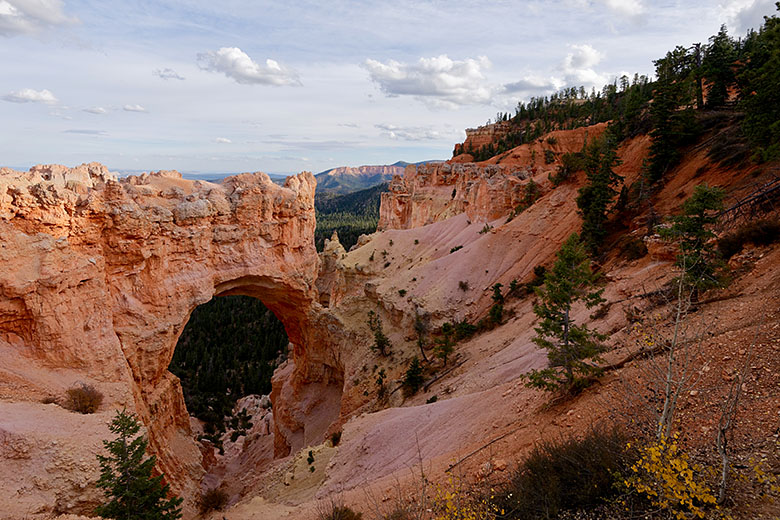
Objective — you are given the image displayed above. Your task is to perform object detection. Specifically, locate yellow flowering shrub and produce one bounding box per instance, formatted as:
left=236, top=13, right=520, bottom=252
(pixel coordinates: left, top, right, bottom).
left=625, top=434, right=717, bottom=519
left=432, top=474, right=499, bottom=520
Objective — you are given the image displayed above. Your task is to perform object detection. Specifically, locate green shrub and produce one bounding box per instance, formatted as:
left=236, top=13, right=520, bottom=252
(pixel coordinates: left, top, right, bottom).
left=199, top=488, right=228, bottom=514
left=544, top=149, right=556, bottom=164
left=65, top=383, right=103, bottom=414
left=550, top=151, right=584, bottom=186
left=618, top=236, right=648, bottom=261
left=449, top=245, right=463, bottom=253
left=330, top=430, right=342, bottom=446
left=318, top=503, right=363, bottom=520
left=489, top=303, right=503, bottom=325
left=492, top=427, right=634, bottom=519
left=453, top=319, right=477, bottom=340
left=367, top=311, right=391, bottom=356
left=458, top=280, right=469, bottom=291
left=403, top=357, right=424, bottom=396
left=717, top=219, right=780, bottom=258
left=478, top=223, right=493, bottom=234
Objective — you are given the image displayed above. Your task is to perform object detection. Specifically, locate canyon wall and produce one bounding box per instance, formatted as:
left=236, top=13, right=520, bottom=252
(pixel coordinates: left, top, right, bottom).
left=0, top=163, right=345, bottom=514
left=379, top=124, right=607, bottom=231
left=453, top=121, right=515, bottom=155
left=378, top=162, right=532, bottom=230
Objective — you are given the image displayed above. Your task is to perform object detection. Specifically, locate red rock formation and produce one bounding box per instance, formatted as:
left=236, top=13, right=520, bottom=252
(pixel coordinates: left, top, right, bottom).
left=0, top=164, right=344, bottom=515
left=453, top=121, right=514, bottom=155
left=379, top=124, right=607, bottom=231
left=378, top=162, right=532, bottom=230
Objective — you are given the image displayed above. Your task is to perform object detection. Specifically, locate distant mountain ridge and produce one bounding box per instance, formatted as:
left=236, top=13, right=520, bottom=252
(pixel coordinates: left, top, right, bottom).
left=315, top=164, right=402, bottom=193
left=315, top=160, right=442, bottom=194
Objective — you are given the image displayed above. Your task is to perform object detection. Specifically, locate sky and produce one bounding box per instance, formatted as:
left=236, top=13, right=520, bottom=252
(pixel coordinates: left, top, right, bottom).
left=1, top=0, right=778, bottom=176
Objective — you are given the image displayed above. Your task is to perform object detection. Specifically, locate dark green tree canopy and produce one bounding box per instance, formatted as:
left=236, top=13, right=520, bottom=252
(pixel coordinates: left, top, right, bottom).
left=576, top=136, right=623, bottom=252
left=662, top=183, right=726, bottom=293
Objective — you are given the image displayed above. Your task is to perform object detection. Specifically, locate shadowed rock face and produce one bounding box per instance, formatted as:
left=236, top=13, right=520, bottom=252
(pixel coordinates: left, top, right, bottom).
left=0, top=163, right=344, bottom=512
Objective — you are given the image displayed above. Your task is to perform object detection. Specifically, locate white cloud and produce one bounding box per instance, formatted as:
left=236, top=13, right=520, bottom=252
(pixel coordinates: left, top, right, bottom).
left=720, top=0, right=776, bottom=33
left=600, top=0, right=645, bottom=19
left=197, top=47, right=301, bottom=86
left=563, top=43, right=603, bottom=71
left=123, top=104, right=147, bottom=112
left=0, top=0, right=76, bottom=36
left=153, top=68, right=185, bottom=81
left=363, top=55, right=495, bottom=108
left=83, top=106, right=106, bottom=114
left=215, top=137, right=231, bottom=143
left=3, top=87, right=57, bottom=104
left=375, top=123, right=442, bottom=141
left=559, top=44, right=609, bottom=86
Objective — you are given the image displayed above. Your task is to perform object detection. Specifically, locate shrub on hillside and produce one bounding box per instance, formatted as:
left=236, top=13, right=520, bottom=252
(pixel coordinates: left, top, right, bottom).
left=318, top=503, right=363, bottom=520
left=198, top=488, right=228, bottom=514
left=403, top=357, right=424, bottom=396
left=717, top=219, right=780, bottom=258
left=64, top=383, right=103, bottom=414
left=491, top=427, right=634, bottom=519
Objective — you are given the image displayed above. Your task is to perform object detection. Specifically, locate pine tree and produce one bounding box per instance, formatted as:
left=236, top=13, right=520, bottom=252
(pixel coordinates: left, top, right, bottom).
left=702, top=25, right=736, bottom=108
left=648, top=46, right=699, bottom=183
left=434, top=322, right=454, bottom=366
left=661, top=184, right=725, bottom=294
left=576, top=136, right=623, bottom=252
left=739, top=3, right=780, bottom=162
left=403, top=357, right=424, bottom=396
left=525, top=234, right=606, bottom=392
left=95, top=409, right=183, bottom=520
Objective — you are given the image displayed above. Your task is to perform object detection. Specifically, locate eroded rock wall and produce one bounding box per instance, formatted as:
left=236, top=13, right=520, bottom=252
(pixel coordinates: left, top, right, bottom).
left=378, top=124, right=607, bottom=231
left=378, top=162, right=531, bottom=230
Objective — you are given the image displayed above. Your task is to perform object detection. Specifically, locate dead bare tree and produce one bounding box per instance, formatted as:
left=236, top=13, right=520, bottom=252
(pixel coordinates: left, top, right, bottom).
left=714, top=316, right=762, bottom=504
left=621, top=270, right=710, bottom=440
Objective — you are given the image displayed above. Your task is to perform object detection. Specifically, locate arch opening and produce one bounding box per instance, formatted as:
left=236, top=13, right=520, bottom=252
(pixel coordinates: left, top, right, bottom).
left=169, top=294, right=288, bottom=454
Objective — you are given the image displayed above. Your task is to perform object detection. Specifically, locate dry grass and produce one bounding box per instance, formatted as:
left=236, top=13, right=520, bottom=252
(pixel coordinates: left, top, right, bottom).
left=64, top=383, right=103, bottom=414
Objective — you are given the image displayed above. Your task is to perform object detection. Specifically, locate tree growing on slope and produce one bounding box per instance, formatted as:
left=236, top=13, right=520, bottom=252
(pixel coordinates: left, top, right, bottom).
left=95, top=409, right=182, bottom=520
left=661, top=183, right=726, bottom=295
left=576, top=136, right=623, bottom=252
left=525, top=233, right=606, bottom=392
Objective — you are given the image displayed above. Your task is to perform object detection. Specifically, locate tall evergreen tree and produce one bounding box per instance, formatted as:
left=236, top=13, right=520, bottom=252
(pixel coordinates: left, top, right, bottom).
left=95, top=409, right=183, bottom=520
left=648, top=46, right=700, bottom=183
left=525, top=234, right=606, bottom=392
left=703, top=25, right=737, bottom=108
left=661, top=184, right=726, bottom=294
left=576, top=137, right=623, bottom=252
left=739, top=3, right=780, bottom=162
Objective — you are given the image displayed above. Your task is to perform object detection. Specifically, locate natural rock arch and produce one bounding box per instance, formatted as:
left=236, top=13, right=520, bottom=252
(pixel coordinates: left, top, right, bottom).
left=0, top=164, right=345, bottom=510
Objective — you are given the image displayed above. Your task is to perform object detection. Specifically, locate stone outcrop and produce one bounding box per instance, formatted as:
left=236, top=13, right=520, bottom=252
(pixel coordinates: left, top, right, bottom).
left=0, top=163, right=346, bottom=515
left=378, top=162, right=533, bottom=230
left=453, top=121, right=514, bottom=155
left=379, top=124, right=607, bottom=231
